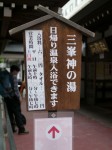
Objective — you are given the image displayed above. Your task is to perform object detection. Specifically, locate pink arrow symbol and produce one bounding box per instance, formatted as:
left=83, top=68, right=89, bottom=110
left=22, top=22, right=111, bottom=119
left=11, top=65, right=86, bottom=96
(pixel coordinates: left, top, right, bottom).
left=48, top=126, right=60, bottom=138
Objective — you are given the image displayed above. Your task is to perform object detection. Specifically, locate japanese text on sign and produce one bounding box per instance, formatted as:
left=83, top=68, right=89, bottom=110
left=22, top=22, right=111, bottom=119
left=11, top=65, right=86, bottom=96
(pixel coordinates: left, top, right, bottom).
left=49, top=27, right=58, bottom=108
left=25, top=30, right=45, bottom=111
left=66, top=34, right=77, bottom=92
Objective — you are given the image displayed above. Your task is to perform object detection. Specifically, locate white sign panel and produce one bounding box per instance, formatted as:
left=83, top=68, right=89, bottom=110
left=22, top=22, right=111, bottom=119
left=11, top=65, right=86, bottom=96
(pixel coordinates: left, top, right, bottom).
left=34, top=118, right=72, bottom=150
left=25, top=30, right=45, bottom=111
left=62, top=0, right=93, bottom=19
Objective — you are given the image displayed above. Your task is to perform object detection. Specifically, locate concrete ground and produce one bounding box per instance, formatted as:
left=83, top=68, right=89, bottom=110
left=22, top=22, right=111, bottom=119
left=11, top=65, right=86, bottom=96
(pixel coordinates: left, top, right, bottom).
left=5, top=100, right=112, bottom=150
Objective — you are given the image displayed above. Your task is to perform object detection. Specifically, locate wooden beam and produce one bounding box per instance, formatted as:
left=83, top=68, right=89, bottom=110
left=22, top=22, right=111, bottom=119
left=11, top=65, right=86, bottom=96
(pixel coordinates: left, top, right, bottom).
left=9, top=15, right=53, bottom=35
left=0, top=7, right=12, bottom=38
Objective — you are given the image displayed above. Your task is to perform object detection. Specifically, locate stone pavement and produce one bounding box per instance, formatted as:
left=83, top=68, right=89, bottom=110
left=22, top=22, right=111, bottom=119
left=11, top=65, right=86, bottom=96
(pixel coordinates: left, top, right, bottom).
left=5, top=100, right=112, bottom=150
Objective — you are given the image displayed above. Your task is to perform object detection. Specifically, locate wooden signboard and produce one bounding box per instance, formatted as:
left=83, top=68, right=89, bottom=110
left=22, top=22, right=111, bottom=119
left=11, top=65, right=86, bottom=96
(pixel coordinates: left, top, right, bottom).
left=9, top=5, right=95, bottom=111
left=24, top=19, right=82, bottom=111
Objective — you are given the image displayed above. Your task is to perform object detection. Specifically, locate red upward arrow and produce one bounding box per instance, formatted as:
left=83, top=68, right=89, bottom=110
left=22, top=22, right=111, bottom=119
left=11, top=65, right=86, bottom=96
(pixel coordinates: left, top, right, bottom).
left=48, top=126, right=60, bottom=138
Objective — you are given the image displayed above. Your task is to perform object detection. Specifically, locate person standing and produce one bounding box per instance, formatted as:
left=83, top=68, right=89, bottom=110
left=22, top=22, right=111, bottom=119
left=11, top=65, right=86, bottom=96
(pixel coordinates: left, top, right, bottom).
left=0, top=65, right=29, bottom=135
